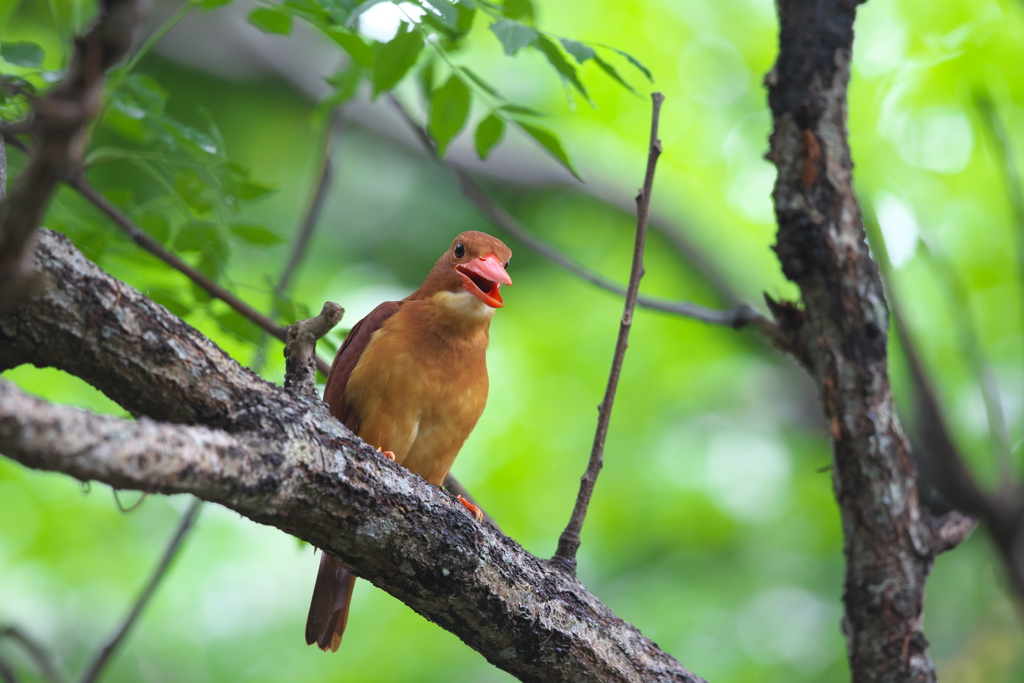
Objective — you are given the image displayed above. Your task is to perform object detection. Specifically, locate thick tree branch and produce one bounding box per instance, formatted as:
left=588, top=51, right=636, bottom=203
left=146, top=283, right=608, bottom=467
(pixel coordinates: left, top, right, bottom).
left=763, top=0, right=955, bottom=679
left=552, top=93, right=663, bottom=573
left=0, top=230, right=704, bottom=683
left=0, top=0, right=141, bottom=303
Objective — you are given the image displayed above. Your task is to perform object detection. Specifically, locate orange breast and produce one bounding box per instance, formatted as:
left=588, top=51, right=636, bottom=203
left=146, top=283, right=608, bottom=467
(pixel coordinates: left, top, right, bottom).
left=343, top=300, right=490, bottom=485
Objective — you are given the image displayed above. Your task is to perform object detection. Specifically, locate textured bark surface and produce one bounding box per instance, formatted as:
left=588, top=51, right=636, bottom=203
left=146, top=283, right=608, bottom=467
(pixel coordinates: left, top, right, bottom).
left=0, top=230, right=705, bottom=683
left=764, top=1, right=952, bottom=681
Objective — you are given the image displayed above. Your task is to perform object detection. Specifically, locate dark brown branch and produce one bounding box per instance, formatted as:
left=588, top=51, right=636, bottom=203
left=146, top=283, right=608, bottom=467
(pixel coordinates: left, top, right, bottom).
left=77, top=498, right=202, bottom=683
left=764, top=0, right=958, bottom=679
left=551, top=93, right=663, bottom=573
left=384, top=94, right=763, bottom=329
left=0, top=626, right=63, bottom=683
left=0, top=233, right=706, bottom=682
left=0, top=656, right=16, bottom=683
left=284, top=302, right=344, bottom=396
left=0, top=0, right=141, bottom=303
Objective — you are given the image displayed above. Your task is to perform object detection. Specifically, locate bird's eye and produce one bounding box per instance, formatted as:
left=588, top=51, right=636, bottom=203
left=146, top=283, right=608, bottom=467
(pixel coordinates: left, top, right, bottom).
left=504, top=259, right=510, bottom=269
left=454, top=243, right=465, bottom=258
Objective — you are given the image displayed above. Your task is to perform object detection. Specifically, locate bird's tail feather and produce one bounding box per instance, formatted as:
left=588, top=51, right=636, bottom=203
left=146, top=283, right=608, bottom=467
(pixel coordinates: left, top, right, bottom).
left=305, top=553, right=357, bottom=652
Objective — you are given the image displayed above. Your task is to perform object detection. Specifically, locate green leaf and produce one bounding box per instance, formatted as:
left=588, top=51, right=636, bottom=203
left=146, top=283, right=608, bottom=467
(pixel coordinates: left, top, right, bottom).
left=325, top=27, right=374, bottom=67
left=498, top=103, right=544, bottom=116
left=192, top=239, right=229, bottom=302
left=215, top=310, right=262, bottom=344
left=343, top=0, right=389, bottom=28
left=605, top=45, right=653, bottom=82
left=136, top=214, right=171, bottom=243
left=535, top=36, right=591, bottom=104
left=474, top=113, right=505, bottom=160
left=501, top=0, right=533, bottom=21
left=456, top=1, right=476, bottom=33
left=124, top=73, right=168, bottom=113
left=0, top=41, right=44, bottom=68
left=324, top=63, right=364, bottom=103
left=426, top=0, right=460, bottom=29
left=199, top=0, right=233, bottom=10
left=174, top=220, right=219, bottom=252
left=516, top=120, right=580, bottom=181
left=229, top=222, right=285, bottom=245
left=228, top=168, right=277, bottom=201
left=559, top=38, right=595, bottom=64
left=593, top=53, right=636, bottom=94
left=174, top=169, right=215, bottom=214
left=489, top=19, right=537, bottom=56
left=459, top=66, right=500, bottom=98
left=419, top=59, right=437, bottom=100
left=248, top=7, right=293, bottom=35
left=428, top=74, right=471, bottom=157
left=372, top=25, right=424, bottom=95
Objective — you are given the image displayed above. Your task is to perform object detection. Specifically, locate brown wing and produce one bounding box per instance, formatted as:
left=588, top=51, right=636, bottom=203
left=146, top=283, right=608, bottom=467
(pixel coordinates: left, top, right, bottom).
left=322, top=300, right=402, bottom=434
left=308, top=300, right=401, bottom=653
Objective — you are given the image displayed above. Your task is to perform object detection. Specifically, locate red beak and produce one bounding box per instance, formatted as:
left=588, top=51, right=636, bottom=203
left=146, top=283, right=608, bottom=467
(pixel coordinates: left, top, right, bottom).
left=456, top=254, right=512, bottom=308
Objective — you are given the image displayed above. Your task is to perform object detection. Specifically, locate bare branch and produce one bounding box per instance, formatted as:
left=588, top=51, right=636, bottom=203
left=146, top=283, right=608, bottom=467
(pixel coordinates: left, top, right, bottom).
left=0, top=626, right=63, bottom=683
left=284, top=302, right=344, bottom=396
left=0, top=230, right=706, bottom=682
left=77, top=498, right=203, bottom=683
left=385, top=94, right=763, bottom=329
left=0, top=656, right=17, bottom=683
left=0, top=0, right=142, bottom=303
left=552, top=94, right=664, bottom=573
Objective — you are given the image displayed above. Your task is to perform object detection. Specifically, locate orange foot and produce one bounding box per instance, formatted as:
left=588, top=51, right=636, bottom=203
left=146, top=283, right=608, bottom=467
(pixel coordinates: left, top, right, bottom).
left=375, top=447, right=396, bottom=461
left=457, top=495, right=484, bottom=523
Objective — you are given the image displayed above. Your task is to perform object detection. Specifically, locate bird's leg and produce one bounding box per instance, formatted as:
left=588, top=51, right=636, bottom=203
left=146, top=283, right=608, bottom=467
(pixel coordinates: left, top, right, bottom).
left=375, top=446, right=396, bottom=461
left=457, top=495, right=484, bottom=522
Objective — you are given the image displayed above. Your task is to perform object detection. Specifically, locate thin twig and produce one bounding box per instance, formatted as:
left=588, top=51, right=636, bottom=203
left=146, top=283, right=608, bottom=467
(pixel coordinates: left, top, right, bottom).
left=0, top=0, right=142, bottom=303
left=0, top=655, right=17, bottom=683
left=551, top=93, right=664, bottom=573
left=77, top=497, right=202, bottom=683
left=0, top=626, right=64, bottom=683
left=384, top=94, right=762, bottom=329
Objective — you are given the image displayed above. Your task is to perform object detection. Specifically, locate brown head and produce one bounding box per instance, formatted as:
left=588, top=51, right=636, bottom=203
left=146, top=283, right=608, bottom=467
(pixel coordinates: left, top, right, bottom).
left=413, top=231, right=512, bottom=308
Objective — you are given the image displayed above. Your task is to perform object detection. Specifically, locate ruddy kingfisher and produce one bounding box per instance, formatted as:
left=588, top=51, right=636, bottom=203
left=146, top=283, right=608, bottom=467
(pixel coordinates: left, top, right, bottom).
left=305, top=230, right=512, bottom=652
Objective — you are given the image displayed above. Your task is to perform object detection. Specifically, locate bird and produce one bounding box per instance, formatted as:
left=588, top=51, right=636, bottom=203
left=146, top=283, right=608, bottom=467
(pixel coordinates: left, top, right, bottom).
left=305, top=230, right=512, bottom=653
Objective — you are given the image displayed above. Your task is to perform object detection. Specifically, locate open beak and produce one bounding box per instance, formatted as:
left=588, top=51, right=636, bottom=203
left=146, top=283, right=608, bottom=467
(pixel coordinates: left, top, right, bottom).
left=456, top=253, right=512, bottom=308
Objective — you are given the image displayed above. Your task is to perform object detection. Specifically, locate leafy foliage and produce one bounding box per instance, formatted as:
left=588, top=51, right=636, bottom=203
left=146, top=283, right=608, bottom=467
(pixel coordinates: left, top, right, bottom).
left=240, top=0, right=652, bottom=174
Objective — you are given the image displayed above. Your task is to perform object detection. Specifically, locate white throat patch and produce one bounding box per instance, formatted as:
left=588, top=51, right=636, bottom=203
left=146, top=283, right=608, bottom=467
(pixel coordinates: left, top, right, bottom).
left=433, top=289, right=496, bottom=321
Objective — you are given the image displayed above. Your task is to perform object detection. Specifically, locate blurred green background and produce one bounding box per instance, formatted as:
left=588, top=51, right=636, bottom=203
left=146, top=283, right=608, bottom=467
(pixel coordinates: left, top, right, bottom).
left=2, top=0, right=1024, bottom=681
